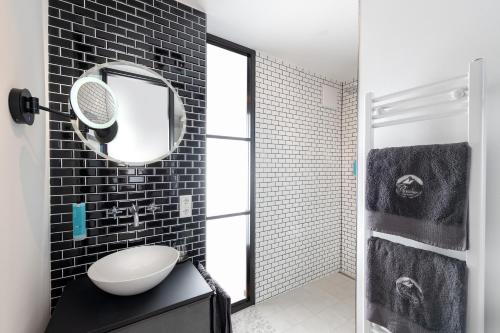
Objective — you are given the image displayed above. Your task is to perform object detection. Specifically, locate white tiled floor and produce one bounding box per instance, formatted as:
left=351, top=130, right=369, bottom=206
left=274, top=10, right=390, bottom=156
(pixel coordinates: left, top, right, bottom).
left=232, top=273, right=355, bottom=333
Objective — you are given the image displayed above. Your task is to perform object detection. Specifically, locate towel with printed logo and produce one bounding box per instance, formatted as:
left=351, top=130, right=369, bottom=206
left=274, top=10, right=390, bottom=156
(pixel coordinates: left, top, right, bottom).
left=366, top=142, right=470, bottom=250
left=367, top=237, right=467, bottom=333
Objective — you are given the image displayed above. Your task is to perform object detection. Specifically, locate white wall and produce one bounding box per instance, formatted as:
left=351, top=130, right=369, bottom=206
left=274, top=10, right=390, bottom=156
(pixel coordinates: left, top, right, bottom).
left=358, top=0, right=500, bottom=331
left=0, top=0, right=50, bottom=332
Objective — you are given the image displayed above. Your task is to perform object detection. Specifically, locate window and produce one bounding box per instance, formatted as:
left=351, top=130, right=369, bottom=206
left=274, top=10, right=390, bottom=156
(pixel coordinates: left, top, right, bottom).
left=206, top=35, right=255, bottom=310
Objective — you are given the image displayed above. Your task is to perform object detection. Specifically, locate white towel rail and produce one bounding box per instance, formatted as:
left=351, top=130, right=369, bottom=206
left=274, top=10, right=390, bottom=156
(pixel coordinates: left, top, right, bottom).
left=372, top=108, right=468, bottom=128
left=356, top=59, right=486, bottom=333
left=371, top=74, right=467, bottom=103
left=372, top=97, right=467, bottom=120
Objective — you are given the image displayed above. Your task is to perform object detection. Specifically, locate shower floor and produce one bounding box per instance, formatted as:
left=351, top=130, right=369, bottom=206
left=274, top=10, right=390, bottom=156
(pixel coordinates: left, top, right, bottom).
left=232, top=272, right=355, bottom=333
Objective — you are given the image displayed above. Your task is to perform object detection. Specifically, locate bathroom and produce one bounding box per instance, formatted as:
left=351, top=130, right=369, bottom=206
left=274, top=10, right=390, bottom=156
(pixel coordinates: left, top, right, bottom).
left=1, top=0, right=500, bottom=332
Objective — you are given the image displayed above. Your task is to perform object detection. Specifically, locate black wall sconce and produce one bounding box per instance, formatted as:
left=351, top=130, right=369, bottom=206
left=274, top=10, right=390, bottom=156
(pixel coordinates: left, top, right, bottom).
left=9, top=80, right=119, bottom=145
left=8, top=88, right=75, bottom=125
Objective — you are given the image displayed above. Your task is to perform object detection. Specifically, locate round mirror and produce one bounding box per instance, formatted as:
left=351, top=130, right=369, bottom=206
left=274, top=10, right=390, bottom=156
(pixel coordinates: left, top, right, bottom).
left=70, top=61, right=187, bottom=165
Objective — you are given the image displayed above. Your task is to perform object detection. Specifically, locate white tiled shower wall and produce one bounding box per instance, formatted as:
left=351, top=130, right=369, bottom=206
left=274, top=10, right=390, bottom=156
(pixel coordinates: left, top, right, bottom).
left=255, top=52, right=358, bottom=301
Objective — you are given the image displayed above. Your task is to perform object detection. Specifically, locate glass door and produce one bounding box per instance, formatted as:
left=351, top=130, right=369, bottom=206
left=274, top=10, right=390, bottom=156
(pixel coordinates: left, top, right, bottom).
left=206, top=35, right=255, bottom=310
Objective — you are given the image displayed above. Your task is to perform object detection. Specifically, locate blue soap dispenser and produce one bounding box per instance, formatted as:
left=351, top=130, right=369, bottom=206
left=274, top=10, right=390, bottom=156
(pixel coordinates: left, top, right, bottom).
left=72, top=200, right=87, bottom=241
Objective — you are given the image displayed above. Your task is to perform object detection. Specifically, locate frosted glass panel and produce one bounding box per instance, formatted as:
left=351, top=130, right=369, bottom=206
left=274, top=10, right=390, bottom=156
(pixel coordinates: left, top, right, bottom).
left=207, top=44, right=249, bottom=137
left=206, top=215, right=248, bottom=302
left=207, top=138, right=249, bottom=216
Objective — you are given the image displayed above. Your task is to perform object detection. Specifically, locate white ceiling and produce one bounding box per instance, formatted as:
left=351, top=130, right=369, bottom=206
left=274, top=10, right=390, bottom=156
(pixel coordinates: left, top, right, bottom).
left=179, top=0, right=359, bottom=81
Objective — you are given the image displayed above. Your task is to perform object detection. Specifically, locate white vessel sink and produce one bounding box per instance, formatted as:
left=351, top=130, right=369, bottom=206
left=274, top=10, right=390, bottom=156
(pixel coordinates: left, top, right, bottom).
left=88, top=245, right=179, bottom=296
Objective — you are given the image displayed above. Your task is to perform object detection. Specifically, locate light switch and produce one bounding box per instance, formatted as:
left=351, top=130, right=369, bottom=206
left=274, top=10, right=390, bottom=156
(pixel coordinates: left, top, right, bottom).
left=179, top=195, right=192, bottom=218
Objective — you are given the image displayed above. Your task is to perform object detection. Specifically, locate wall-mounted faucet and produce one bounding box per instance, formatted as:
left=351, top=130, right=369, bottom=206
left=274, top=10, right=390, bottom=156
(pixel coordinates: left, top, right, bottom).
left=128, top=204, right=140, bottom=228
left=108, top=202, right=159, bottom=227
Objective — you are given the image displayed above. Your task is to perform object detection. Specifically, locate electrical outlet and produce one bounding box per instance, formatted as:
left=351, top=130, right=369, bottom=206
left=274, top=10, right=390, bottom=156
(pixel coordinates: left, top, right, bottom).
left=179, top=195, right=192, bottom=218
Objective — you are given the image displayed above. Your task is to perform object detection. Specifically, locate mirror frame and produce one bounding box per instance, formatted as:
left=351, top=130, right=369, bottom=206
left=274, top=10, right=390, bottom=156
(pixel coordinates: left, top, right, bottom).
left=70, top=61, right=187, bottom=166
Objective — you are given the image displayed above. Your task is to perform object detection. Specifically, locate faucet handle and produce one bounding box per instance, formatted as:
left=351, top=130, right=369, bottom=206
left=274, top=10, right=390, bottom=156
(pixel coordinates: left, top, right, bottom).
left=146, top=203, right=159, bottom=213
left=107, top=206, right=126, bottom=219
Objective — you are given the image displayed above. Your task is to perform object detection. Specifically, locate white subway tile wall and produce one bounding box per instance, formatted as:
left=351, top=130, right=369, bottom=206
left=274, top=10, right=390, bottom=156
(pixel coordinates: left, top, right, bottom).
left=255, top=52, right=344, bottom=302
left=341, top=81, right=358, bottom=278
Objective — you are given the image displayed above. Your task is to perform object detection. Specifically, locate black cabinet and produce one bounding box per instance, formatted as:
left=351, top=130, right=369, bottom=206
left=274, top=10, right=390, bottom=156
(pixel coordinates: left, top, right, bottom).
left=46, top=262, right=213, bottom=333
left=110, top=299, right=210, bottom=333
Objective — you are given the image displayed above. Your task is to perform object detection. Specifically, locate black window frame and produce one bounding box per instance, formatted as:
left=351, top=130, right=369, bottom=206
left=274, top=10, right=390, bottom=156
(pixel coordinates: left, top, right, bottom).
left=206, top=34, right=256, bottom=313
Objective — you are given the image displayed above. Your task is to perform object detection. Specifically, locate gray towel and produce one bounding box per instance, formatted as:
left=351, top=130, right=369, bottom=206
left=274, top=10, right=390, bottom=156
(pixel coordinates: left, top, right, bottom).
left=366, top=142, right=470, bottom=250
left=367, top=237, right=467, bottom=333
left=198, top=264, right=232, bottom=333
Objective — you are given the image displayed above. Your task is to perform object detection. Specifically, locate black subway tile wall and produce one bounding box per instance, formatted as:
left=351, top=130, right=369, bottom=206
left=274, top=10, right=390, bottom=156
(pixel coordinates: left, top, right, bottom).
left=48, top=0, right=206, bottom=308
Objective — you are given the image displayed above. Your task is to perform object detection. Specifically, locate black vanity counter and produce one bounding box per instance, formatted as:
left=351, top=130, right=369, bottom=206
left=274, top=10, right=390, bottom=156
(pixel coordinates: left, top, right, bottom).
left=46, top=262, right=213, bottom=333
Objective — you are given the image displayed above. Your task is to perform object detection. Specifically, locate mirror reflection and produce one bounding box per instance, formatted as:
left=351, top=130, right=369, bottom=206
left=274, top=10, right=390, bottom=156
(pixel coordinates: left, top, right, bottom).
left=70, top=61, right=187, bottom=165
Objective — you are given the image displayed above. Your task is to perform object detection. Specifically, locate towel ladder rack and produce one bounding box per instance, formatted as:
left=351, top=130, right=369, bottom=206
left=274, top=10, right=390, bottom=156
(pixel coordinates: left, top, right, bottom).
left=356, top=59, right=486, bottom=333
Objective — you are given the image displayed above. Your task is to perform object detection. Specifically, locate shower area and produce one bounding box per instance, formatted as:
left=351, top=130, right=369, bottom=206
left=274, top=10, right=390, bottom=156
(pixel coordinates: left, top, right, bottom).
left=232, top=53, right=359, bottom=332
